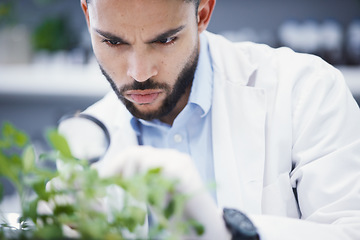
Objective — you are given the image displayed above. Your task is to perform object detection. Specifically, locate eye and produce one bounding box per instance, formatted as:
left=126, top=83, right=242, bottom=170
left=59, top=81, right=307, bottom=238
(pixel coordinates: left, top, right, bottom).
left=102, top=39, right=122, bottom=47
left=156, top=37, right=177, bottom=45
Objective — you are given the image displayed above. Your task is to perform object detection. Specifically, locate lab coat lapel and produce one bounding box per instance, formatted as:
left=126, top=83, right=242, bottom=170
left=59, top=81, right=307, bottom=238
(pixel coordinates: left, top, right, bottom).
left=207, top=32, right=266, bottom=214
left=212, top=80, right=266, bottom=214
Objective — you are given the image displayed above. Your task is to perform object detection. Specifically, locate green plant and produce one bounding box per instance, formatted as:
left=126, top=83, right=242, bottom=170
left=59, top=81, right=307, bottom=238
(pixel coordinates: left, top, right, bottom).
left=0, top=122, right=204, bottom=239
left=32, top=16, right=78, bottom=52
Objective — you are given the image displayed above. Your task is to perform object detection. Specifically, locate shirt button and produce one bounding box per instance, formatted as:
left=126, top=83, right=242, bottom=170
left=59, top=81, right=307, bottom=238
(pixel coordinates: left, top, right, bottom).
left=173, top=134, right=183, bottom=143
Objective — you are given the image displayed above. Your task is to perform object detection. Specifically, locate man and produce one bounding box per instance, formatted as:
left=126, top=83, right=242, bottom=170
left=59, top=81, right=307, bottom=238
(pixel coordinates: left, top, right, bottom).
left=78, top=0, right=360, bottom=239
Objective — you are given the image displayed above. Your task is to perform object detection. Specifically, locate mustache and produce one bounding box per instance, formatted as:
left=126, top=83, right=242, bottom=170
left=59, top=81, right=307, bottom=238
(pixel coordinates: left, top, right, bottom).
left=120, top=79, right=170, bottom=92
left=99, top=64, right=171, bottom=96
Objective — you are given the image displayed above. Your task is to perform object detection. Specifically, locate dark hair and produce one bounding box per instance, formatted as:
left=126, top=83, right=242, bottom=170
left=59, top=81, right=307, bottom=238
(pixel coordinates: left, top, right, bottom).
left=185, top=0, right=200, bottom=8
left=86, top=0, right=200, bottom=9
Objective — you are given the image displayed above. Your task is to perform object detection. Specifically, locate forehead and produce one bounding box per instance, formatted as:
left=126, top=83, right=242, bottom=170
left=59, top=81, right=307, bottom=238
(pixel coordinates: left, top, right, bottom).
left=88, top=0, right=195, bottom=30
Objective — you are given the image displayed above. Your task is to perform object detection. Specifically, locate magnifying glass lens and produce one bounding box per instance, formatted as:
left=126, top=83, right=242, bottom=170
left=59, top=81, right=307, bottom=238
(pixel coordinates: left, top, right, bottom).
left=58, top=114, right=110, bottom=163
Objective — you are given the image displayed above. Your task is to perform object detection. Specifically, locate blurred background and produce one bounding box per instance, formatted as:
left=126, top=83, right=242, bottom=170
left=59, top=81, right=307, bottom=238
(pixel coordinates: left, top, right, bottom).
left=0, top=0, right=359, bottom=213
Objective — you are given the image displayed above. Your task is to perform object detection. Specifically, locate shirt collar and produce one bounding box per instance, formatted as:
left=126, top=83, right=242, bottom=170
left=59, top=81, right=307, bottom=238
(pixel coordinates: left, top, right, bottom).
left=131, top=33, right=213, bottom=133
left=189, top=33, right=213, bottom=117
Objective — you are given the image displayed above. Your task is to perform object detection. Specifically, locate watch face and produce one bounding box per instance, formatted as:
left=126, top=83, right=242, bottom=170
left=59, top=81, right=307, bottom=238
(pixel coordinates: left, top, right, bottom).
left=223, top=208, right=259, bottom=239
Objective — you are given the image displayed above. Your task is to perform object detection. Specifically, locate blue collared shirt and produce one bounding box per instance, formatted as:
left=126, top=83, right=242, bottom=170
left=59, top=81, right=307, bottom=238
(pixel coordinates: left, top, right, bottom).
left=131, top=34, right=216, bottom=199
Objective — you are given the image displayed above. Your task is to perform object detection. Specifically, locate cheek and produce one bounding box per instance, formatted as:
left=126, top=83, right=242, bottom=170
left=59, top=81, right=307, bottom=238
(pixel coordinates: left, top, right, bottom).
left=157, top=57, right=180, bottom=85
left=91, top=41, right=127, bottom=84
left=163, top=43, right=196, bottom=82
left=163, top=42, right=194, bottom=75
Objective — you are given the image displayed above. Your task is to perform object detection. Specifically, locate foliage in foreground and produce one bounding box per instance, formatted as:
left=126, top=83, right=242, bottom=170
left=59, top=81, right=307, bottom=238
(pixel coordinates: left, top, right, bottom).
left=0, top=122, right=204, bottom=240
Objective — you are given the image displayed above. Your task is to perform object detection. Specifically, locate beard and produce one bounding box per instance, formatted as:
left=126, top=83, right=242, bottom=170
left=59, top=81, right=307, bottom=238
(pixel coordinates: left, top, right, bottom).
left=99, top=45, right=199, bottom=121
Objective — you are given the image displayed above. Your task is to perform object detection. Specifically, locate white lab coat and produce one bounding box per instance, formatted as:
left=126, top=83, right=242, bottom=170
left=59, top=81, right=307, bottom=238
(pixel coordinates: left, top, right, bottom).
left=83, top=31, right=360, bottom=239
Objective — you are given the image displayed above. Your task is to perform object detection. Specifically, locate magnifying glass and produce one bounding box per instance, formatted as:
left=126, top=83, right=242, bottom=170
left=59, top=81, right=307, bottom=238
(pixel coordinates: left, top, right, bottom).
left=58, top=112, right=110, bottom=164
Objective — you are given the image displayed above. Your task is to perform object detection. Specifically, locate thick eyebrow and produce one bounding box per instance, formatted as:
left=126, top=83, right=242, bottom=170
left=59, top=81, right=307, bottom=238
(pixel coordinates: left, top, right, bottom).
left=146, top=25, right=186, bottom=43
left=94, top=25, right=186, bottom=45
left=94, top=28, right=130, bottom=44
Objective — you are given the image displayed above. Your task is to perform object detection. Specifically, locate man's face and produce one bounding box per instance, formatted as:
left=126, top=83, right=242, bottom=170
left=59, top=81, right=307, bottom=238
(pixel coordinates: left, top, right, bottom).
left=84, top=0, right=200, bottom=122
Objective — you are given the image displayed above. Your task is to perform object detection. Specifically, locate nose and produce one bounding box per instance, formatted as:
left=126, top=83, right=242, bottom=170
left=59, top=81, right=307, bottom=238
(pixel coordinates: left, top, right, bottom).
left=127, top=49, right=158, bottom=82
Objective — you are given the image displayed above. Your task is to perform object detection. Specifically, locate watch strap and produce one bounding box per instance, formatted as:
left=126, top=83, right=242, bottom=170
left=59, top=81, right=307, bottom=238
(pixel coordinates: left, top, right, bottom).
left=223, top=208, right=260, bottom=240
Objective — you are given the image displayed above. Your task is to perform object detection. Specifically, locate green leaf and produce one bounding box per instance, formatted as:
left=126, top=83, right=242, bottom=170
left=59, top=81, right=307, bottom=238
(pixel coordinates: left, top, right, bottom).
left=0, top=139, right=11, bottom=149
left=14, top=131, right=28, bottom=147
left=0, top=153, right=10, bottom=175
left=75, top=216, right=111, bottom=239
left=0, top=153, right=20, bottom=185
left=22, top=145, right=35, bottom=172
left=31, top=180, right=49, bottom=201
left=2, top=122, right=28, bottom=147
left=128, top=206, right=147, bottom=225
left=188, top=219, right=205, bottom=236
left=46, top=129, right=72, bottom=159
left=53, top=205, right=75, bottom=216
left=147, top=167, right=162, bottom=175
left=33, top=168, right=58, bottom=181
left=10, top=154, right=23, bottom=168
left=22, top=198, right=40, bottom=223
left=164, top=198, right=176, bottom=219
left=2, top=121, right=15, bottom=138
left=114, top=206, right=147, bottom=233
left=34, top=224, right=63, bottom=239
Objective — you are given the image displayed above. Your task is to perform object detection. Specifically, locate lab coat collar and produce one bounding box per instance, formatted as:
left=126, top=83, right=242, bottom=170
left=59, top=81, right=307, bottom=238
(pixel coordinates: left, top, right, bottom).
left=206, top=31, right=266, bottom=214
left=204, top=31, right=258, bottom=86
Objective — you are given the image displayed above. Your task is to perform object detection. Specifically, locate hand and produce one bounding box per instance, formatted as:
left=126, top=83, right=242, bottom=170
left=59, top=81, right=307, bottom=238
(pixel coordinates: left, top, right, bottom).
left=94, top=146, right=203, bottom=195
left=92, top=146, right=231, bottom=239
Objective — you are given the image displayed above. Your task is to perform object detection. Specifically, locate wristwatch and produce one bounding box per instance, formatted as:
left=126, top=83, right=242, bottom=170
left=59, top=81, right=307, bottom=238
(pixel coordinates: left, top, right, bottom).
left=223, top=208, right=260, bottom=240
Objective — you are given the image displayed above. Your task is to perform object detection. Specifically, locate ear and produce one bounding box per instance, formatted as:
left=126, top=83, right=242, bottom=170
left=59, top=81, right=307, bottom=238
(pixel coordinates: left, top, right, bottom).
left=80, top=0, right=90, bottom=29
left=197, top=0, right=216, bottom=33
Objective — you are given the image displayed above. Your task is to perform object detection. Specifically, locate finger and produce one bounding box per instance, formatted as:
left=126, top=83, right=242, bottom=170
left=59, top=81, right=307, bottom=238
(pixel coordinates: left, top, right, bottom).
left=95, top=146, right=205, bottom=195
left=93, top=146, right=159, bottom=178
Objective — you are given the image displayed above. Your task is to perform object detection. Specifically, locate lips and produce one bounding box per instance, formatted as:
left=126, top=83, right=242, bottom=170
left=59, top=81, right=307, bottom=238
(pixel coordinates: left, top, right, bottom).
left=125, top=89, right=162, bottom=104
